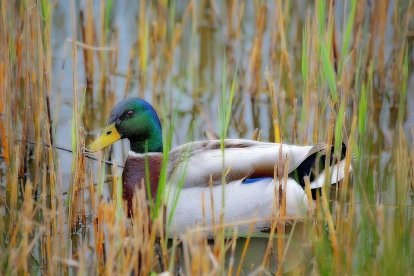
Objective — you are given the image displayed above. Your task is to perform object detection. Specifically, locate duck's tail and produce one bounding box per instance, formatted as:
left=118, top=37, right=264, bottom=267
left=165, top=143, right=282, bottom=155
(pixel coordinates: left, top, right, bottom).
left=288, top=143, right=351, bottom=197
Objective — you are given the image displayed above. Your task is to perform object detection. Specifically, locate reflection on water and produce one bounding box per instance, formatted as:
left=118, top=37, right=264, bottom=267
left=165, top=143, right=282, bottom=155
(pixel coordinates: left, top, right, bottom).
left=230, top=223, right=314, bottom=274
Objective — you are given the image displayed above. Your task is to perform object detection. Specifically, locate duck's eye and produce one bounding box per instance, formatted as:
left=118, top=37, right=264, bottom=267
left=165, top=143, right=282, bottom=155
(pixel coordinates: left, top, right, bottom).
left=126, top=110, right=134, bottom=117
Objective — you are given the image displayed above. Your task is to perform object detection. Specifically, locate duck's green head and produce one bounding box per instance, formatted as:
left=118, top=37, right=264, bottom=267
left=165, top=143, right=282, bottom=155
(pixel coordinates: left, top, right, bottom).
left=88, top=97, right=163, bottom=153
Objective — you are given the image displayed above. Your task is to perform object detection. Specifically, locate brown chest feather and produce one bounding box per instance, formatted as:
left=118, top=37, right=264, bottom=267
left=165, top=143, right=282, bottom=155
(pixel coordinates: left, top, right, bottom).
left=122, top=153, right=162, bottom=212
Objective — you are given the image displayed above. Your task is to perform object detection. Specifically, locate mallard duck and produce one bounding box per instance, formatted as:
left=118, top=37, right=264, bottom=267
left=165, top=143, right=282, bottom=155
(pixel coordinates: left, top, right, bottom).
left=88, top=97, right=349, bottom=235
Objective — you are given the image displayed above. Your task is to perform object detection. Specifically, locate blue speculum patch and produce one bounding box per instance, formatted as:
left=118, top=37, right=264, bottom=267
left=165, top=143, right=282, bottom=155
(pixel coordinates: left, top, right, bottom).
left=242, top=177, right=272, bottom=184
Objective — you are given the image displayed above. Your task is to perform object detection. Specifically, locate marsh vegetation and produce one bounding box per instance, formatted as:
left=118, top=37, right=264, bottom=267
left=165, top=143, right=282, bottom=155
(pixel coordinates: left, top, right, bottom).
left=1, top=0, right=413, bottom=275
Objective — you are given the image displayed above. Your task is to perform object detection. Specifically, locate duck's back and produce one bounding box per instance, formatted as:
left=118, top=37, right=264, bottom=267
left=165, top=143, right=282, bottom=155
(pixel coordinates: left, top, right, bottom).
left=167, top=139, right=323, bottom=188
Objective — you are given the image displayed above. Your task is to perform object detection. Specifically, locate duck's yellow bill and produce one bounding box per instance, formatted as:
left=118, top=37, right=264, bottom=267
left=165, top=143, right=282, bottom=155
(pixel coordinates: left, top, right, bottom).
left=87, top=123, right=121, bottom=152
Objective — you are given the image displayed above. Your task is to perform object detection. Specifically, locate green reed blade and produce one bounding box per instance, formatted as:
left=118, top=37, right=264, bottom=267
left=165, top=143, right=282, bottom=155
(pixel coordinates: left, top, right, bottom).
left=339, top=0, right=357, bottom=76
left=334, top=100, right=345, bottom=157
left=301, top=28, right=308, bottom=83
left=319, top=33, right=339, bottom=104
left=358, top=83, right=367, bottom=136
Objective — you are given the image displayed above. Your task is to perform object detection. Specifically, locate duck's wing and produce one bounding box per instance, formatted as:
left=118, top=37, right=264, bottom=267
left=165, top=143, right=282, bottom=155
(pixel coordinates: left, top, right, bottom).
left=168, top=139, right=328, bottom=188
